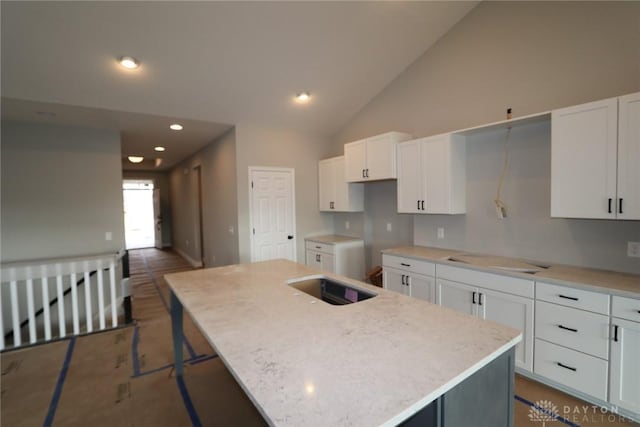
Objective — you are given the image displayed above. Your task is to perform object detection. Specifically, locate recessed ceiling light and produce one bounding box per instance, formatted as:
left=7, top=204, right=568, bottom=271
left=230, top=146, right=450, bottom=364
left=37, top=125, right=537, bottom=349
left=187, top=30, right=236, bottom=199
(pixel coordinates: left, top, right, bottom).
left=118, top=56, right=140, bottom=69
left=154, top=146, right=166, bottom=152
left=295, top=92, right=311, bottom=103
left=170, top=123, right=183, bottom=131
left=128, top=156, right=144, bottom=163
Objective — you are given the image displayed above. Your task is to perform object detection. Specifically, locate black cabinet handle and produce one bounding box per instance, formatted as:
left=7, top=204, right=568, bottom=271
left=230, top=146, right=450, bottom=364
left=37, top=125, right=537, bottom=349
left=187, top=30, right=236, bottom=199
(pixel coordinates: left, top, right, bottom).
left=558, top=294, right=579, bottom=301
left=417, top=200, right=421, bottom=210
left=619, top=198, right=623, bottom=214
left=401, top=274, right=406, bottom=285
left=400, top=262, right=411, bottom=267
left=472, top=291, right=477, bottom=304
left=362, top=169, right=365, bottom=178
left=608, top=198, right=612, bottom=214
left=406, top=276, right=411, bottom=287
left=558, top=325, right=578, bottom=333
left=366, top=169, right=369, bottom=178
left=315, top=254, right=320, bottom=262
left=315, top=246, right=321, bottom=249
left=557, top=362, right=577, bottom=372
left=421, top=200, right=425, bottom=211
left=478, top=293, right=483, bottom=306
left=613, top=324, right=619, bottom=342
left=288, top=235, right=294, bottom=240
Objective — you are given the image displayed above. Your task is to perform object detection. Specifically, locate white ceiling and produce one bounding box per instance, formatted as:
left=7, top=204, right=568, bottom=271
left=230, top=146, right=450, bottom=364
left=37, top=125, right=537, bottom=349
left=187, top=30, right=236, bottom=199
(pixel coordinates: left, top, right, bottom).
left=1, top=1, right=477, bottom=171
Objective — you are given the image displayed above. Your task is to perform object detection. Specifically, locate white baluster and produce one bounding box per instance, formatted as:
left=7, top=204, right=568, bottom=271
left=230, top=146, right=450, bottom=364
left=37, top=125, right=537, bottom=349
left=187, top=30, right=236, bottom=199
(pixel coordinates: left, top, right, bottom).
left=97, top=261, right=105, bottom=330
left=10, top=278, right=21, bottom=347
left=70, top=269, right=79, bottom=335
left=109, top=260, right=117, bottom=327
left=56, top=264, right=66, bottom=338
left=84, top=263, right=93, bottom=333
left=41, top=265, right=52, bottom=341
left=26, top=275, right=37, bottom=344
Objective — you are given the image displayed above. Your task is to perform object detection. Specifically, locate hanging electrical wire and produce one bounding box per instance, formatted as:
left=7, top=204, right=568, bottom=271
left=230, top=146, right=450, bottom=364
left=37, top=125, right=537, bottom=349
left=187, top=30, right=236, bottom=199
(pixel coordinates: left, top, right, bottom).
left=494, top=126, right=511, bottom=219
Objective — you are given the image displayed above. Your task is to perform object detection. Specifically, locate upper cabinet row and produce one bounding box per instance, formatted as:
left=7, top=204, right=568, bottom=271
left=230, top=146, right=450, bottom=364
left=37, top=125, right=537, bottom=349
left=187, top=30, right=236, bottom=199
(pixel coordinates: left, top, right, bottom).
left=551, top=92, right=640, bottom=220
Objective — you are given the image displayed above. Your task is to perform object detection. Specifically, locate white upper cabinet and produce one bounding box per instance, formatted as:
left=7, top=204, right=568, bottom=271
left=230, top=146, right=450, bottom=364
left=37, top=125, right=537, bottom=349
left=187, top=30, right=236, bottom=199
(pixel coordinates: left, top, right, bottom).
left=397, top=134, right=466, bottom=214
left=617, top=92, right=640, bottom=220
left=318, top=156, right=363, bottom=212
left=551, top=92, right=640, bottom=219
left=344, top=132, right=411, bottom=182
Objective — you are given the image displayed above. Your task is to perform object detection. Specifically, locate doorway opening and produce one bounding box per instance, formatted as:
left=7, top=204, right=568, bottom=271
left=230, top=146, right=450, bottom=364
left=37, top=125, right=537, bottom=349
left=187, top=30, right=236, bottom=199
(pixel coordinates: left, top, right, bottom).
left=123, top=180, right=155, bottom=249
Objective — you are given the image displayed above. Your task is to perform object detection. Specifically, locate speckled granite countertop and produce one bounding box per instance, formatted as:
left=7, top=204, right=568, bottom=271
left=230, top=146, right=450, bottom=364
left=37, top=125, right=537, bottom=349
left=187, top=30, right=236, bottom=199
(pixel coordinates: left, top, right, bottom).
left=165, top=259, right=520, bottom=427
left=382, top=246, right=640, bottom=298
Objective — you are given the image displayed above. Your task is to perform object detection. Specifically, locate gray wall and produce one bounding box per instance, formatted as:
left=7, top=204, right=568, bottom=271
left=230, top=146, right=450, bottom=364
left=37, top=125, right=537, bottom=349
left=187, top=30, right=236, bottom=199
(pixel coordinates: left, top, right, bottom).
left=170, top=128, right=240, bottom=267
left=122, top=170, right=172, bottom=248
left=235, top=124, right=334, bottom=263
left=1, top=121, right=125, bottom=262
left=329, top=1, right=640, bottom=274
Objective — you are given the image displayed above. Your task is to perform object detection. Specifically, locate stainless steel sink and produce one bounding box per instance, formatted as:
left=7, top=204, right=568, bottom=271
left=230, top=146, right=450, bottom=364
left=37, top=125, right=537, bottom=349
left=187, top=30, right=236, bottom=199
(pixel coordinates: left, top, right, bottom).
left=287, top=276, right=377, bottom=305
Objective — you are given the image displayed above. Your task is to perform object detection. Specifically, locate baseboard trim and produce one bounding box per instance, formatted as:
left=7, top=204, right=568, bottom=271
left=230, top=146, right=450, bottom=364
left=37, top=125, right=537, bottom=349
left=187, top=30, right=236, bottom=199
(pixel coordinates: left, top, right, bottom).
left=174, top=248, right=204, bottom=268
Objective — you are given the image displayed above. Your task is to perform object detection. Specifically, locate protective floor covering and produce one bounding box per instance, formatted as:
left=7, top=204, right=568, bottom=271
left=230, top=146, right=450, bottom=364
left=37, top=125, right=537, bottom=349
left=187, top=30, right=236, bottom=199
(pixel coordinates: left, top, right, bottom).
left=1, top=248, right=636, bottom=426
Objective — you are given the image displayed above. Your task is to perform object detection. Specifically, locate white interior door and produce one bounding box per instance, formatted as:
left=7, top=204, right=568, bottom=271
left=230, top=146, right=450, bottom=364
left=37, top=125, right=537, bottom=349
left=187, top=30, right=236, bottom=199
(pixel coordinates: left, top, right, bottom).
left=250, top=167, right=296, bottom=262
left=153, top=188, right=163, bottom=249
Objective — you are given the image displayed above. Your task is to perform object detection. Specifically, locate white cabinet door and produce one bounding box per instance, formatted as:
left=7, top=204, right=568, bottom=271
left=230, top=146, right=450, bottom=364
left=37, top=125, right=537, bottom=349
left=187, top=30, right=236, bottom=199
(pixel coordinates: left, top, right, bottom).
left=320, top=253, right=335, bottom=273
left=437, top=279, right=476, bottom=316
left=397, top=140, right=423, bottom=213
left=383, top=268, right=409, bottom=296
left=318, top=158, right=335, bottom=211
left=366, top=133, right=397, bottom=180
left=306, top=250, right=322, bottom=270
left=617, top=92, right=640, bottom=220
left=344, top=139, right=367, bottom=182
left=423, top=134, right=451, bottom=214
left=551, top=97, right=618, bottom=218
left=610, top=318, right=640, bottom=414
left=482, top=289, right=534, bottom=372
left=408, top=274, right=435, bottom=303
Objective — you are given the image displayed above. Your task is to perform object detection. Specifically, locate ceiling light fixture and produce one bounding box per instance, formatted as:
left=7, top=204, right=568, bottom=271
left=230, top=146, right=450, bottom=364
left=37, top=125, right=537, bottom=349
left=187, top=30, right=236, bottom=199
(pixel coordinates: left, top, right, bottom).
left=154, top=146, right=166, bottom=152
left=170, top=123, right=183, bottom=131
left=118, top=56, right=140, bottom=69
left=295, top=92, right=311, bottom=103
left=128, top=156, right=144, bottom=164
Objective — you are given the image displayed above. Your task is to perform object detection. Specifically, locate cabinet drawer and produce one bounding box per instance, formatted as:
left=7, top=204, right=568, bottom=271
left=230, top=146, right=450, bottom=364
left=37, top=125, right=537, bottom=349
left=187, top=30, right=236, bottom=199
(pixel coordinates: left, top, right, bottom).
left=534, top=339, right=608, bottom=401
left=382, top=255, right=435, bottom=277
left=436, top=265, right=534, bottom=298
left=305, top=241, right=334, bottom=255
left=612, top=295, right=640, bottom=322
left=535, top=301, right=609, bottom=359
left=536, top=281, right=610, bottom=314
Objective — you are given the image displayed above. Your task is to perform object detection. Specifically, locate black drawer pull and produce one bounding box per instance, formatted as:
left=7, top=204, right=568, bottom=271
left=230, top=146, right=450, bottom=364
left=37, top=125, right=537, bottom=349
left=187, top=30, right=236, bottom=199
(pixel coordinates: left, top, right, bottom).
left=608, top=198, right=612, bottom=214
left=315, top=246, right=322, bottom=249
left=558, top=325, right=578, bottom=333
left=400, top=263, right=411, bottom=267
left=472, top=291, right=477, bottom=304
left=417, top=200, right=421, bottom=210
left=421, top=200, right=425, bottom=211
left=557, top=362, right=577, bottom=372
left=478, top=292, right=483, bottom=306
left=558, top=294, right=579, bottom=301
left=613, top=325, right=619, bottom=342
left=619, top=198, right=623, bottom=214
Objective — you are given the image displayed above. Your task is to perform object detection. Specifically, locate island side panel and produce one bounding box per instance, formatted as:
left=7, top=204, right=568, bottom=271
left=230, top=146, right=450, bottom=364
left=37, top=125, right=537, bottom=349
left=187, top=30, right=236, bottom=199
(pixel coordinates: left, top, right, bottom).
left=170, top=290, right=184, bottom=376
left=441, top=347, right=515, bottom=427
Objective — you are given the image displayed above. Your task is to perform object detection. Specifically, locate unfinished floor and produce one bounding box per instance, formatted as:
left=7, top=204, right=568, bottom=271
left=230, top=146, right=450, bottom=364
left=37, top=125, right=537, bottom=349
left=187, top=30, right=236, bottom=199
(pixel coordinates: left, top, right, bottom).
left=1, top=248, right=636, bottom=426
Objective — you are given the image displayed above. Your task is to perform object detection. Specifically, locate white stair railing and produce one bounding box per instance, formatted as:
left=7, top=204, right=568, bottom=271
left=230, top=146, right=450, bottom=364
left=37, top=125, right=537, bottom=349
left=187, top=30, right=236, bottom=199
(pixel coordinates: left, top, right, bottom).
left=0, top=252, right=123, bottom=351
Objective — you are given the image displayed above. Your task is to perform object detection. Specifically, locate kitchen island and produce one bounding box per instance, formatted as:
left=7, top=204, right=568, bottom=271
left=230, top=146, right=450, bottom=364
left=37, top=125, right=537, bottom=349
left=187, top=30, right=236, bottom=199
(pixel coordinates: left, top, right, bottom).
left=166, top=260, right=521, bottom=426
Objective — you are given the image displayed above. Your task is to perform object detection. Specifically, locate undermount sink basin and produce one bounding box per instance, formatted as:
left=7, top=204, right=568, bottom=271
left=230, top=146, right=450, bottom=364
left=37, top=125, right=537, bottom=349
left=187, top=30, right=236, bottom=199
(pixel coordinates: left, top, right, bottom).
left=444, top=255, right=550, bottom=275
left=287, top=276, right=377, bottom=305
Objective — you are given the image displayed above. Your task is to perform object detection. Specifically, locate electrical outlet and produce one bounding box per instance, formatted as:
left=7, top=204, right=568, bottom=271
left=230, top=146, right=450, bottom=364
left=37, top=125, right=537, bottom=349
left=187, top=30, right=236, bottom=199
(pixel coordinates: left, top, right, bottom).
left=105, top=231, right=112, bottom=241
left=345, top=221, right=350, bottom=230
left=386, top=222, right=392, bottom=232
left=628, top=241, right=640, bottom=258
left=437, top=228, right=444, bottom=240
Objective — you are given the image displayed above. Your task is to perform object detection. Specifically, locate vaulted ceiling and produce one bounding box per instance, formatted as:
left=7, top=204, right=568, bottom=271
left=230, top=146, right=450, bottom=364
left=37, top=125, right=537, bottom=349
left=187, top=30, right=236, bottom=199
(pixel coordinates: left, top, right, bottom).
left=1, top=1, right=477, bottom=170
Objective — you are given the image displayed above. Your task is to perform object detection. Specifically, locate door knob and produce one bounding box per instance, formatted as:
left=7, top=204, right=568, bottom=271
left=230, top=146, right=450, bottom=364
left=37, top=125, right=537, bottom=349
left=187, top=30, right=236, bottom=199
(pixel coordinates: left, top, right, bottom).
left=287, top=235, right=294, bottom=239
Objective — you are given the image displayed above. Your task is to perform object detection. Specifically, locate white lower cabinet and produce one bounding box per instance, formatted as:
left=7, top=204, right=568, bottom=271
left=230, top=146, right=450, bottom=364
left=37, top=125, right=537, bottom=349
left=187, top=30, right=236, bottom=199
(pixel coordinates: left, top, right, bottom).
left=610, top=296, right=640, bottom=415
left=382, top=255, right=435, bottom=303
left=304, top=237, right=364, bottom=280
left=436, top=266, right=534, bottom=373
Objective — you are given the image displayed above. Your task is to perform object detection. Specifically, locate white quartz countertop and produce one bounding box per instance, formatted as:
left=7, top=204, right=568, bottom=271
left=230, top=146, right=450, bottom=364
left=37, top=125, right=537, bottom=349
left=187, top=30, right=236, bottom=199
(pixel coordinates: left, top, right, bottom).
left=165, top=260, right=520, bottom=427
left=382, top=246, right=640, bottom=297
left=304, top=234, right=364, bottom=244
